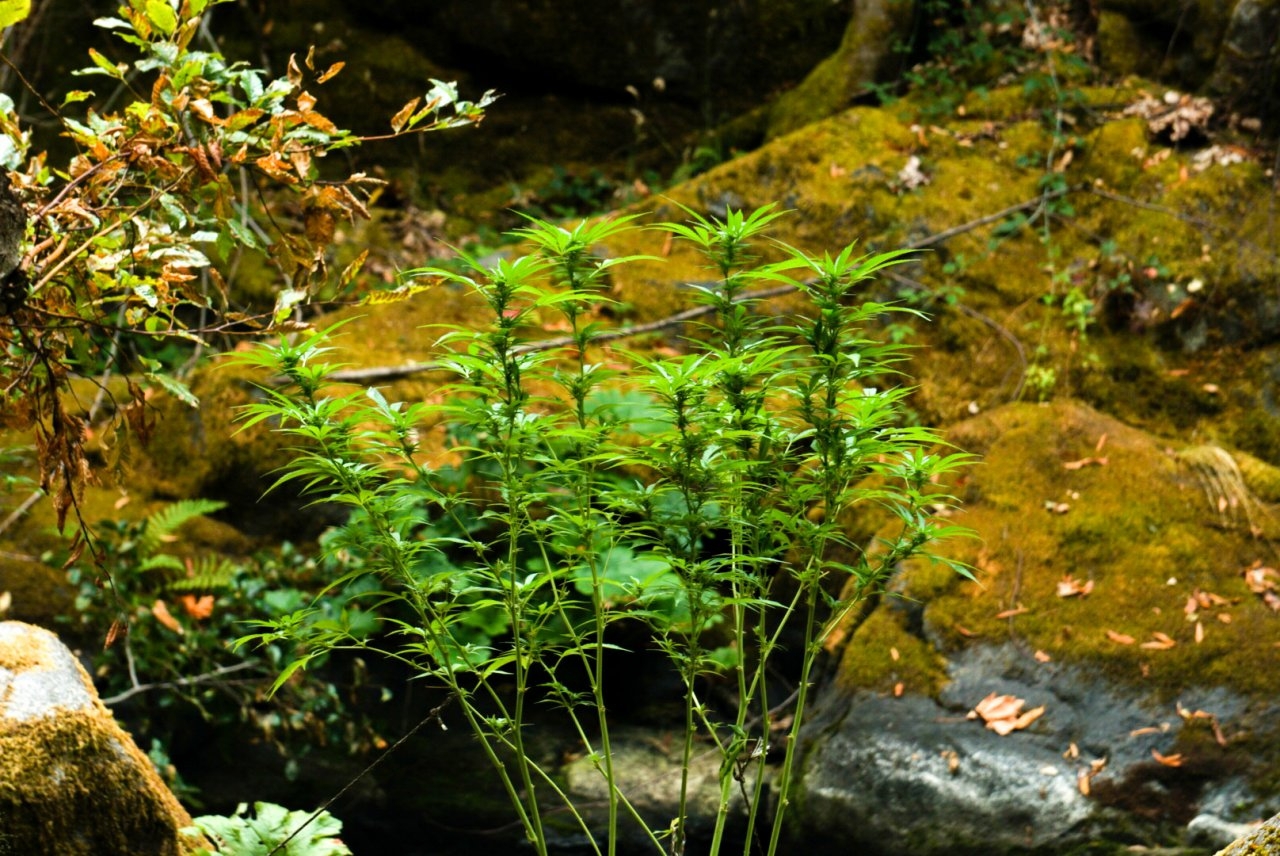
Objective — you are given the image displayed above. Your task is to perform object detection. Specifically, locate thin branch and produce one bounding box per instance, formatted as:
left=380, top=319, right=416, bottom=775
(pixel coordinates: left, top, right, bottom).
left=265, top=694, right=456, bottom=856
left=0, top=490, right=42, bottom=539
left=311, top=192, right=1066, bottom=387
left=101, top=660, right=261, bottom=706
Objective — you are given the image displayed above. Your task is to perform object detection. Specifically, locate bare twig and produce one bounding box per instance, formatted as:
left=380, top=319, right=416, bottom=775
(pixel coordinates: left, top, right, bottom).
left=0, top=489, right=42, bottom=539
left=101, top=659, right=261, bottom=705
left=308, top=192, right=1068, bottom=387
left=264, top=694, right=456, bottom=856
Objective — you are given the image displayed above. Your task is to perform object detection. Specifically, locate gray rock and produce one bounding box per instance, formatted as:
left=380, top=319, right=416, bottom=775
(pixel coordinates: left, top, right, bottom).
left=1189, top=812, right=1261, bottom=849
left=0, top=620, right=205, bottom=855
left=791, top=642, right=1278, bottom=856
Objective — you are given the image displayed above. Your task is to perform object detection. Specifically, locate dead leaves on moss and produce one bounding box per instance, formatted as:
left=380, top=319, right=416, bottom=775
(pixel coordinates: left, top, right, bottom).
left=1056, top=575, right=1093, bottom=598
left=1242, top=560, right=1280, bottom=612
left=968, top=692, right=1045, bottom=736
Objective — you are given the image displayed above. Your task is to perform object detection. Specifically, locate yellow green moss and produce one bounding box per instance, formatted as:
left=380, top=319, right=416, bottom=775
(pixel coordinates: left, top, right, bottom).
left=834, top=604, right=950, bottom=698
left=837, top=400, right=1280, bottom=702
left=0, top=622, right=204, bottom=854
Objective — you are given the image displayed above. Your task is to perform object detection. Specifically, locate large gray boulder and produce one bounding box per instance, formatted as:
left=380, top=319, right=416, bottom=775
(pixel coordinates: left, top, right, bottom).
left=0, top=620, right=204, bottom=855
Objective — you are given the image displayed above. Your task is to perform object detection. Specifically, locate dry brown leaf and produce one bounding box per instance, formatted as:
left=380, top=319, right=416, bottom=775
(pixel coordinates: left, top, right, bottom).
left=316, top=61, right=345, bottom=84
left=1077, top=769, right=1091, bottom=795
left=1095, top=433, right=1108, bottom=453
left=1063, top=742, right=1079, bottom=760
left=942, top=749, right=960, bottom=774
left=1106, top=630, right=1136, bottom=645
left=996, top=606, right=1030, bottom=619
left=104, top=617, right=126, bottom=650
left=1217, top=613, right=1233, bottom=624
left=1140, top=631, right=1176, bottom=650
left=969, top=692, right=1045, bottom=735
left=1151, top=749, right=1184, bottom=767
left=1012, top=705, right=1046, bottom=730
left=890, top=646, right=900, bottom=662
left=1195, top=621, right=1204, bottom=644
left=1063, top=456, right=1108, bottom=470
left=179, top=593, right=215, bottom=620
left=954, top=624, right=977, bottom=638
left=152, top=599, right=184, bottom=635
left=1056, top=575, right=1094, bottom=598
left=893, top=682, right=905, bottom=698
left=1034, top=650, right=1053, bottom=663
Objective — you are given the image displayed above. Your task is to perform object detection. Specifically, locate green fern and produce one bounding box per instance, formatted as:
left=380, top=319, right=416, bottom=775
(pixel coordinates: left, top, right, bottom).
left=138, top=498, right=228, bottom=557
left=165, top=555, right=241, bottom=595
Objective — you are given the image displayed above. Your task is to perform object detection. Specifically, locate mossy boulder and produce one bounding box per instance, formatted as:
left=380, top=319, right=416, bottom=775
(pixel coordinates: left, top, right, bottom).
left=765, top=0, right=916, bottom=139
left=0, top=621, right=205, bottom=855
left=1215, top=809, right=1280, bottom=855
left=794, top=400, right=1280, bottom=854
left=1099, top=0, right=1280, bottom=119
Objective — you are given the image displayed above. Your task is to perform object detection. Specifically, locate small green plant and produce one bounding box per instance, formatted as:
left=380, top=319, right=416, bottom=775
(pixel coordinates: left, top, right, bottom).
left=59, top=502, right=378, bottom=769
left=236, top=206, right=973, bottom=855
left=186, top=802, right=351, bottom=856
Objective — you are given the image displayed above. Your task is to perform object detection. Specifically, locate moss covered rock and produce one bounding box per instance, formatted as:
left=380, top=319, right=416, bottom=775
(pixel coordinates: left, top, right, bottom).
left=0, top=621, right=205, bottom=855
left=1215, top=809, right=1280, bottom=854
left=795, top=400, right=1280, bottom=854
left=765, top=0, right=916, bottom=140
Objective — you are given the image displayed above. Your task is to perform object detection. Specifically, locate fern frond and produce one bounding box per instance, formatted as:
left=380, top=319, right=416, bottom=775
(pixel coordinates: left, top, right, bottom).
left=166, top=555, right=240, bottom=595
left=139, top=499, right=228, bottom=557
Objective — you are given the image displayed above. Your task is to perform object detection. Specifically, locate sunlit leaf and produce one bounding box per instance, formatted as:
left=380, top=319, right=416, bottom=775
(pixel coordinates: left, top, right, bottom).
left=0, top=0, right=31, bottom=28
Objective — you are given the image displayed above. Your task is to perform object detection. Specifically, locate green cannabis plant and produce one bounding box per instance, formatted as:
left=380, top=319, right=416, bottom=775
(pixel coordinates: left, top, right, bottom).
left=235, top=206, right=973, bottom=856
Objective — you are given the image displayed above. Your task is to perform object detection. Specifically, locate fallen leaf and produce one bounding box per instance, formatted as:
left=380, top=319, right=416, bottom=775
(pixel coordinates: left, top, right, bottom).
left=969, top=692, right=1045, bottom=735
left=1106, top=630, right=1136, bottom=645
left=179, top=593, right=215, bottom=620
left=996, top=606, right=1030, bottom=619
left=0, top=591, right=9, bottom=615
left=1063, top=456, right=1108, bottom=470
left=942, top=749, right=960, bottom=774
left=1217, top=613, right=1233, bottom=624
left=1095, top=433, right=1108, bottom=453
left=954, top=624, right=977, bottom=638
left=890, top=646, right=900, bottom=661
left=1063, top=742, right=1079, bottom=760
left=1077, top=769, right=1092, bottom=795
left=1035, top=650, right=1053, bottom=663
left=152, top=599, right=184, bottom=635
left=1151, top=749, right=1184, bottom=767
left=1056, top=575, right=1094, bottom=598
left=1140, top=631, right=1176, bottom=650
left=1195, top=621, right=1204, bottom=644
left=1130, top=725, right=1165, bottom=737
left=893, top=682, right=905, bottom=698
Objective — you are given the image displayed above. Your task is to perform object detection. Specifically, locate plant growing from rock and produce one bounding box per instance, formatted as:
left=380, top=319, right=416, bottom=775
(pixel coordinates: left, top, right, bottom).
left=235, top=207, right=974, bottom=856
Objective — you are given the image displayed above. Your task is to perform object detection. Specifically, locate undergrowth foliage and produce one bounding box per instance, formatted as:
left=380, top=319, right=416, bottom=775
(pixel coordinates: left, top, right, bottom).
left=235, top=207, right=974, bottom=856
